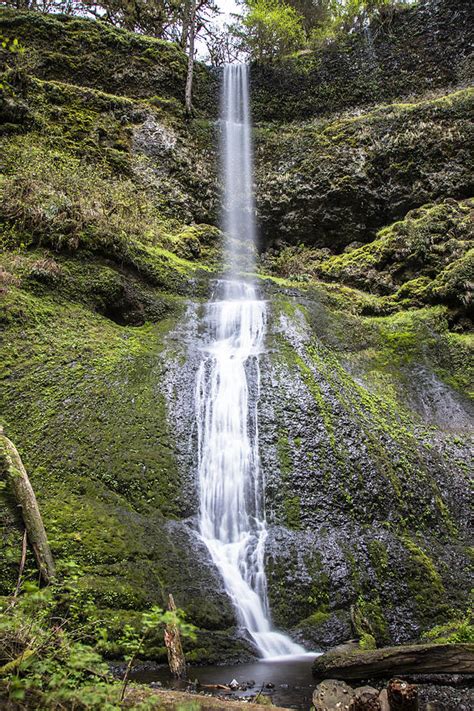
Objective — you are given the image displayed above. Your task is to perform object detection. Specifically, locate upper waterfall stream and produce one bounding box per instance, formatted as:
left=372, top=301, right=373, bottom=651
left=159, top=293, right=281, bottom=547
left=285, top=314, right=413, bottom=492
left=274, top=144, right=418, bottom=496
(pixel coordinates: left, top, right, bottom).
left=195, top=64, right=305, bottom=658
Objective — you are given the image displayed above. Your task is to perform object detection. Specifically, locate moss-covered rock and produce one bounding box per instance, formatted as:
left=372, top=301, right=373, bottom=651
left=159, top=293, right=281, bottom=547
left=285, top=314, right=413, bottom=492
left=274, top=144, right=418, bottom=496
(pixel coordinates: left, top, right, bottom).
left=262, top=198, right=474, bottom=327
left=0, top=7, right=218, bottom=114
left=259, top=290, right=472, bottom=649
left=255, top=89, right=474, bottom=252
left=250, top=0, right=473, bottom=122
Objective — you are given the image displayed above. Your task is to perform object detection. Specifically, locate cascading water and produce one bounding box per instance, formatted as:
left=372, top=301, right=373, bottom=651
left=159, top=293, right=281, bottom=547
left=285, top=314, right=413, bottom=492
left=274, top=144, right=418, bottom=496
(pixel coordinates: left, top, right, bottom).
left=195, top=64, right=305, bottom=658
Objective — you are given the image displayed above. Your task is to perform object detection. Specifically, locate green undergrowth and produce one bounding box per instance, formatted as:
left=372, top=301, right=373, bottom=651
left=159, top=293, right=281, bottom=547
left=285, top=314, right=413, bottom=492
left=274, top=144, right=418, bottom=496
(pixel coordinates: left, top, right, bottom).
left=260, top=197, right=474, bottom=330
left=0, top=64, right=221, bottom=287
left=0, top=568, right=195, bottom=709
left=422, top=605, right=474, bottom=644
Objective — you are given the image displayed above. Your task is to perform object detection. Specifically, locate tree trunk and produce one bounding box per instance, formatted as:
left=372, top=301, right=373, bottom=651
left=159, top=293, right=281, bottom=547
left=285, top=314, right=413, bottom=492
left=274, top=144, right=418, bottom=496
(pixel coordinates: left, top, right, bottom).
left=312, top=643, right=474, bottom=680
left=0, top=426, right=55, bottom=584
left=164, top=594, right=187, bottom=679
left=180, top=0, right=191, bottom=50
left=184, top=0, right=196, bottom=115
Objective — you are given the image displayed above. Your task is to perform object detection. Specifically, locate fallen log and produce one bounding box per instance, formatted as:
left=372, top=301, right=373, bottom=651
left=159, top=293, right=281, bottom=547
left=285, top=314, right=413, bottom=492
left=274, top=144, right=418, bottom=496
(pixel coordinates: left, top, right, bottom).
left=0, top=426, right=55, bottom=584
left=312, top=643, right=474, bottom=681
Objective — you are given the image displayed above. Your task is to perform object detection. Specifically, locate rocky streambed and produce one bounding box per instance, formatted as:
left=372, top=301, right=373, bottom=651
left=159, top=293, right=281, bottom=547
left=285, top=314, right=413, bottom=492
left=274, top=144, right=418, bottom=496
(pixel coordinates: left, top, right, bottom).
left=119, top=644, right=474, bottom=710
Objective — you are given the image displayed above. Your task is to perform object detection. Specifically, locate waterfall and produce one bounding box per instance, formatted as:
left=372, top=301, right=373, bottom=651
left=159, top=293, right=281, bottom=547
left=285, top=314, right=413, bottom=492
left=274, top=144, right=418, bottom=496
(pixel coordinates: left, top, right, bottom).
left=195, top=64, right=305, bottom=658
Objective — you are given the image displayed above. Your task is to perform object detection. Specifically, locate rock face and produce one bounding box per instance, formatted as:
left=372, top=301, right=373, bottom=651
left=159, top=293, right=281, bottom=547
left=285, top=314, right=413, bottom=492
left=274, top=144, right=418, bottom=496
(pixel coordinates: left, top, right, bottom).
left=255, top=89, right=473, bottom=251
left=258, top=293, right=472, bottom=648
left=250, top=0, right=474, bottom=122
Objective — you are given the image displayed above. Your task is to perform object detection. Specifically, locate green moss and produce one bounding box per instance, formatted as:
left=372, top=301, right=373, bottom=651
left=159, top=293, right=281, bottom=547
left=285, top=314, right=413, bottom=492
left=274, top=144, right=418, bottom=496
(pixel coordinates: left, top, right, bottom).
left=0, top=258, right=186, bottom=582
left=353, top=595, right=390, bottom=646
left=367, top=540, right=389, bottom=583
left=266, top=198, right=473, bottom=328
left=400, top=535, right=447, bottom=622
left=0, top=8, right=212, bottom=110
left=283, top=496, right=302, bottom=530
left=302, top=610, right=331, bottom=626
left=359, top=632, right=377, bottom=650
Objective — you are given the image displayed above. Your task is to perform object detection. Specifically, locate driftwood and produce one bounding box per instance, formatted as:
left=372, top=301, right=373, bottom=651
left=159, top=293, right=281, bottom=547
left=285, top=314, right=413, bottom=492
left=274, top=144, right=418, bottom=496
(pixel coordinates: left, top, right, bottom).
left=164, top=593, right=187, bottom=679
left=0, top=426, right=55, bottom=584
left=313, top=643, right=474, bottom=681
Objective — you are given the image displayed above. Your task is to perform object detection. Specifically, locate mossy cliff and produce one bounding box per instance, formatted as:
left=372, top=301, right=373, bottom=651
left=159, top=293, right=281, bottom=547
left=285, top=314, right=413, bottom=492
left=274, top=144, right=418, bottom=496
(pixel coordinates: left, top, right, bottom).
left=250, top=0, right=473, bottom=121
left=259, top=287, right=471, bottom=648
left=0, top=7, right=218, bottom=113
left=255, top=88, right=473, bottom=251
left=0, top=3, right=472, bottom=662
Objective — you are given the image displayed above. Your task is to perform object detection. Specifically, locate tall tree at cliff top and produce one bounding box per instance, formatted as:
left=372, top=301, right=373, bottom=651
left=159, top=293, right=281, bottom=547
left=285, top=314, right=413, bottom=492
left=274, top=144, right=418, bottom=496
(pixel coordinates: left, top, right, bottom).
left=232, top=0, right=306, bottom=61
left=284, top=0, right=331, bottom=33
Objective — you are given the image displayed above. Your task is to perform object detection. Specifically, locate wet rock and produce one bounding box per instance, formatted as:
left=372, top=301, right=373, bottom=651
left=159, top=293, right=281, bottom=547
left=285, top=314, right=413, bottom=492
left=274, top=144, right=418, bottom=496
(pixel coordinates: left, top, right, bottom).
left=259, top=296, right=472, bottom=650
left=350, top=685, right=381, bottom=710
left=313, top=679, right=354, bottom=711
left=379, top=689, right=390, bottom=711
left=229, top=679, right=239, bottom=690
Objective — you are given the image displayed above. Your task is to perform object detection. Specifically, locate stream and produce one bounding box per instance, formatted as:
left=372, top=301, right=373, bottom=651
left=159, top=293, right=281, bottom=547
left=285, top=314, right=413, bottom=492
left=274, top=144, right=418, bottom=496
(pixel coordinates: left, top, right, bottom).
left=131, top=654, right=320, bottom=709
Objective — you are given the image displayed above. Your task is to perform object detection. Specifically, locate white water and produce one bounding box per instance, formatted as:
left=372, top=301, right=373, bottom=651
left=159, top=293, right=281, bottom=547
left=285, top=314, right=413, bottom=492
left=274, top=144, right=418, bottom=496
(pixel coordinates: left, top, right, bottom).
left=195, top=64, right=305, bottom=658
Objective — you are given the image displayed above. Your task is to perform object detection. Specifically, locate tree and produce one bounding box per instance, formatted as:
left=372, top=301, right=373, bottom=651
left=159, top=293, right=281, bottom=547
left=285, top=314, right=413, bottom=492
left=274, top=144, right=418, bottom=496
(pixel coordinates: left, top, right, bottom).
left=232, top=0, right=306, bottom=62
left=202, top=23, right=241, bottom=66
left=184, top=0, right=196, bottom=114
left=285, top=0, right=331, bottom=34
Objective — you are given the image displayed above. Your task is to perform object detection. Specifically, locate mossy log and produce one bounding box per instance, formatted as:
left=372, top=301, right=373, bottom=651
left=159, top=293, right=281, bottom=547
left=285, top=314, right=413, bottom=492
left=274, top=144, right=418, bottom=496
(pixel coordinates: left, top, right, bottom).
left=312, top=643, right=474, bottom=680
left=0, top=426, right=55, bottom=584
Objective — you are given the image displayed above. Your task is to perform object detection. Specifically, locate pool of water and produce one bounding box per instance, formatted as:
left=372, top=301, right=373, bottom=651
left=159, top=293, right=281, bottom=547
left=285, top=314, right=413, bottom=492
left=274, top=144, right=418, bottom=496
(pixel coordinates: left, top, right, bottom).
left=131, top=654, right=320, bottom=710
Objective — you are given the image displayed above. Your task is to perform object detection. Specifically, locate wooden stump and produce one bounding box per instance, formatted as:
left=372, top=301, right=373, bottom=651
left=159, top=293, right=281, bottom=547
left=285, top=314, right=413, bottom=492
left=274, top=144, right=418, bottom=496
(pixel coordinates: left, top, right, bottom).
left=379, top=689, right=390, bottom=711
left=164, top=593, right=187, bottom=679
left=387, top=678, right=418, bottom=711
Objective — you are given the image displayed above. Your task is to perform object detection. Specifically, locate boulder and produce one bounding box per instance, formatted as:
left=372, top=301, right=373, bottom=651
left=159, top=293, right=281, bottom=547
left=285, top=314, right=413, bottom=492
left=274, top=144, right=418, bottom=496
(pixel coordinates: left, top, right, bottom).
left=313, top=679, right=354, bottom=711
left=350, top=685, right=381, bottom=710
